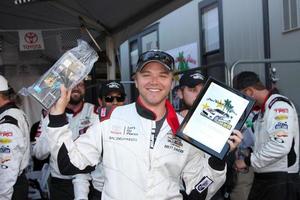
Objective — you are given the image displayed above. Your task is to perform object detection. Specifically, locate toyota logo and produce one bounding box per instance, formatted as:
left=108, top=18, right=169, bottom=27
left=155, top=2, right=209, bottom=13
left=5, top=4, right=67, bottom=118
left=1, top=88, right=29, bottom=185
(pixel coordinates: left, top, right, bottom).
left=24, top=32, right=38, bottom=44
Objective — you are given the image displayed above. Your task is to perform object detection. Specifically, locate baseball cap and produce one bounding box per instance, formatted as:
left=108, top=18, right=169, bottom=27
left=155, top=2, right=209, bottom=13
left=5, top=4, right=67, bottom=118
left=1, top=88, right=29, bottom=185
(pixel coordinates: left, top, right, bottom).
left=0, top=75, right=9, bottom=92
left=179, top=71, right=206, bottom=88
left=99, top=80, right=126, bottom=98
left=136, top=50, right=175, bottom=72
left=233, top=71, right=261, bottom=90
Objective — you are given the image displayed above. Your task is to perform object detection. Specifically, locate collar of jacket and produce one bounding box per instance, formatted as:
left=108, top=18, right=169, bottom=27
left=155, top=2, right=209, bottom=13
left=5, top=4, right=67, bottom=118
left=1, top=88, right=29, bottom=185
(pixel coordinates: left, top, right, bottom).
left=135, top=97, right=180, bottom=135
left=0, top=101, right=18, bottom=115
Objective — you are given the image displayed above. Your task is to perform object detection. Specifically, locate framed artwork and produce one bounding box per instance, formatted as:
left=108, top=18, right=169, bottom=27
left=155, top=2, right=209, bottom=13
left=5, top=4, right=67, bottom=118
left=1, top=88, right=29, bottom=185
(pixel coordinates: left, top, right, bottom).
left=176, top=77, right=255, bottom=159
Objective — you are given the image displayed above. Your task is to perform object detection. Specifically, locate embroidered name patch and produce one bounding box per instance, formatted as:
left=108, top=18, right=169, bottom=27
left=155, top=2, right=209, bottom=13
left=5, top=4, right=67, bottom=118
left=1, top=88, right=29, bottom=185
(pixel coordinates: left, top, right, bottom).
left=195, top=176, right=213, bottom=193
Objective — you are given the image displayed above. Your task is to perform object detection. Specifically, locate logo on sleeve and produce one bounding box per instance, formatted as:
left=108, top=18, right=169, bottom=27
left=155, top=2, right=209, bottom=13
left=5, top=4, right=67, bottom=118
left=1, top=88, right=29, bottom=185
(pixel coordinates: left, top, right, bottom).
left=274, top=108, right=289, bottom=113
left=0, top=138, right=12, bottom=144
left=274, top=114, right=288, bottom=121
left=0, top=132, right=13, bottom=137
left=274, top=122, right=288, bottom=130
left=195, top=176, right=213, bottom=193
left=0, top=145, right=10, bottom=153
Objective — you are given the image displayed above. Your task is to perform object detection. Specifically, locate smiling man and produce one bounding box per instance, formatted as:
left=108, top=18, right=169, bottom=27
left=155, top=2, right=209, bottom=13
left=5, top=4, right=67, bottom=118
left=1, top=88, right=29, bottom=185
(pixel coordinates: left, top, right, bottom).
left=45, top=50, right=243, bottom=200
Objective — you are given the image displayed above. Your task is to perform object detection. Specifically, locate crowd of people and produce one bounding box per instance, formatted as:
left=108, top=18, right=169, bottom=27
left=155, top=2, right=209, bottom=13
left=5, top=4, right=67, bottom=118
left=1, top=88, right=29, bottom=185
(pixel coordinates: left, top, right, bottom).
left=0, top=49, right=299, bottom=200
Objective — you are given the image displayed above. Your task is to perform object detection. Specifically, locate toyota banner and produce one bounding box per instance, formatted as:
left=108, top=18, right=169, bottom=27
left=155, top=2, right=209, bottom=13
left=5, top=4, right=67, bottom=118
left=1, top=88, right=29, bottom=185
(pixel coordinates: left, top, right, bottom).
left=18, top=30, right=45, bottom=51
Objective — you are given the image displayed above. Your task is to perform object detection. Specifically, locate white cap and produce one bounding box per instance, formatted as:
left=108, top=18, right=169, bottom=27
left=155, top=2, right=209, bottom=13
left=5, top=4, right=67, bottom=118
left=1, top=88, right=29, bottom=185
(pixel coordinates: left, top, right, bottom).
left=0, top=75, right=9, bottom=91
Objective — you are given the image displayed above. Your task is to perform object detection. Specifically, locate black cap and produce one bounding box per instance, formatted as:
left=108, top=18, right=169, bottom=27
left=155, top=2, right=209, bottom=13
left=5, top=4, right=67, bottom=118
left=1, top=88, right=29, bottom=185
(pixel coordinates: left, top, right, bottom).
left=136, top=50, right=175, bottom=72
left=233, top=71, right=261, bottom=90
left=99, top=80, right=126, bottom=97
left=179, top=71, right=206, bottom=88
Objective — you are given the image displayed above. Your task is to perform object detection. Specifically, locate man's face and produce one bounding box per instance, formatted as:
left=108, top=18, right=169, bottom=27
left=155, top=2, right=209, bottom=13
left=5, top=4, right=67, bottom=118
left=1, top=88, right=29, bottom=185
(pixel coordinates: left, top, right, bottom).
left=101, top=91, right=125, bottom=107
left=69, top=81, right=85, bottom=105
left=181, top=84, right=203, bottom=108
left=135, top=62, right=173, bottom=108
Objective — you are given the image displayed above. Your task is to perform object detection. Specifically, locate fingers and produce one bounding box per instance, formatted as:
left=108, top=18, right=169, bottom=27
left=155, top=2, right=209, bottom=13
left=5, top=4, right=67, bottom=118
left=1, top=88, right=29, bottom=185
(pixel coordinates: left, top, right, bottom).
left=50, top=84, right=70, bottom=115
left=228, top=130, right=243, bottom=152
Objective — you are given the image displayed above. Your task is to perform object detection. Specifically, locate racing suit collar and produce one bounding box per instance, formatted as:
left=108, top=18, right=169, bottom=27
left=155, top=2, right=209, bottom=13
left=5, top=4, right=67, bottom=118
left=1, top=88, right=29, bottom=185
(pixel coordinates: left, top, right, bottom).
left=0, top=101, right=18, bottom=115
left=136, top=97, right=180, bottom=134
left=261, top=89, right=278, bottom=114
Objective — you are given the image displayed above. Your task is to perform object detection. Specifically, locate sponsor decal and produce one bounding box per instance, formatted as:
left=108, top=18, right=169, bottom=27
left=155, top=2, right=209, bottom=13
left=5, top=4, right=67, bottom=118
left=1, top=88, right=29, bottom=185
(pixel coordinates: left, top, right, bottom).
left=0, top=132, right=13, bottom=137
left=0, top=156, right=11, bottom=164
left=0, top=138, right=12, bottom=144
left=274, top=108, right=289, bottom=113
left=164, top=133, right=184, bottom=153
left=195, top=176, right=213, bottom=193
left=125, top=126, right=138, bottom=136
left=0, top=164, right=8, bottom=169
left=274, top=122, right=288, bottom=130
left=110, top=125, right=123, bottom=135
left=271, top=132, right=288, bottom=144
left=0, top=145, right=10, bottom=153
left=80, top=118, right=91, bottom=126
left=275, top=114, right=288, bottom=121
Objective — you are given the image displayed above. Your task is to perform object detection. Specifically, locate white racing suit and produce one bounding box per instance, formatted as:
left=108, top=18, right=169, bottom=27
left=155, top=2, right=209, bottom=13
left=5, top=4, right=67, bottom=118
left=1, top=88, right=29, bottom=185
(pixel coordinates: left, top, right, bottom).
left=33, top=102, right=99, bottom=200
left=0, top=102, right=30, bottom=200
left=247, top=93, right=299, bottom=200
left=46, top=100, right=227, bottom=200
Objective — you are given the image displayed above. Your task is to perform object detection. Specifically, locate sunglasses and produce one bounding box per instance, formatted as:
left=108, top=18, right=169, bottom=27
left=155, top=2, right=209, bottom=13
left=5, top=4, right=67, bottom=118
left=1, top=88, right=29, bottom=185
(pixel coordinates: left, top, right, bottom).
left=136, top=50, right=175, bottom=71
left=104, top=95, right=125, bottom=103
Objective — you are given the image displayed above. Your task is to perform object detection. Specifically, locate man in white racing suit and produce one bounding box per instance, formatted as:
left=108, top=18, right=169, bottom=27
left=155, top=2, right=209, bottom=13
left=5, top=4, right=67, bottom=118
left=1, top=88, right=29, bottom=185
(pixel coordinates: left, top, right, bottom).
left=0, top=75, right=30, bottom=200
left=233, top=71, right=300, bottom=200
left=33, top=81, right=98, bottom=200
left=46, top=50, right=243, bottom=200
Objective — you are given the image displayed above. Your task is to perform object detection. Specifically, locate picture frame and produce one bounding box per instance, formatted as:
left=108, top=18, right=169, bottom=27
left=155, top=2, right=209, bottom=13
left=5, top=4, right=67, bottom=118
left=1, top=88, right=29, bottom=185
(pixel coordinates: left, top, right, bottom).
left=176, top=77, right=255, bottom=160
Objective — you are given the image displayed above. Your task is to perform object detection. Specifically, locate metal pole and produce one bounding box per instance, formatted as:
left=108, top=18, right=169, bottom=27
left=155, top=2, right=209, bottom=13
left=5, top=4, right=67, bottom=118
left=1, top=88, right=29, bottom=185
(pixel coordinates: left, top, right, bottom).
left=229, top=59, right=300, bottom=87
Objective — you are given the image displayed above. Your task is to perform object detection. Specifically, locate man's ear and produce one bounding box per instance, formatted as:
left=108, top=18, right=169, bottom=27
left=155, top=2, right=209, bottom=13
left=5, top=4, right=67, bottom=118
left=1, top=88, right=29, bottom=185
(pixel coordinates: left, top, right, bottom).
left=134, top=79, right=138, bottom=88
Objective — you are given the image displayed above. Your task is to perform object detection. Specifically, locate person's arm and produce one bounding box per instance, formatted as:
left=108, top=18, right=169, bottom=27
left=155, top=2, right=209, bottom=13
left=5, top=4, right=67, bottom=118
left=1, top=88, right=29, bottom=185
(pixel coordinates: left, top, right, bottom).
left=0, top=123, right=26, bottom=199
left=250, top=101, right=295, bottom=169
left=46, top=85, right=102, bottom=175
left=73, top=173, right=92, bottom=200
left=182, top=130, right=242, bottom=200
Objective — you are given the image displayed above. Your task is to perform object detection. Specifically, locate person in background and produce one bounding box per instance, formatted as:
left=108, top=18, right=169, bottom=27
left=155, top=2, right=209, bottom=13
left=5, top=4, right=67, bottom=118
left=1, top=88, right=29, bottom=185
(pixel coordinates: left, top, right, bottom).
left=233, top=71, right=299, bottom=200
left=88, top=80, right=127, bottom=200
left=177, top=70, right=206, bottom=117
left=0, top=75, right=30, bottom=200
left=33, top=80, right=98, bottom=200
left=97, top=80, right=126, bottom=120
left=45, top=49, right=243, bottom=200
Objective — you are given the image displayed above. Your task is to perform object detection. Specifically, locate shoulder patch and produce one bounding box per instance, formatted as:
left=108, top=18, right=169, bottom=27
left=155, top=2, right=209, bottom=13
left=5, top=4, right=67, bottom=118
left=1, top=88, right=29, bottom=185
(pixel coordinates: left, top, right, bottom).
left=0, top=115, right=18, bottom=127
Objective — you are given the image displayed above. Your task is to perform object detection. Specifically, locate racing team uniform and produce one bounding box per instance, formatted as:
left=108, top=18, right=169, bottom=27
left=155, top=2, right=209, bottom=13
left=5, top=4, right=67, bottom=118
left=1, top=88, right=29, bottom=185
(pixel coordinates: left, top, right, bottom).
left=33, top=102, right=99, bottom=200
left=46, top=98, right=227, bottom=200
left=0, top=102, right=30, bottom=200
left=246, top=93, right=300, bottom=200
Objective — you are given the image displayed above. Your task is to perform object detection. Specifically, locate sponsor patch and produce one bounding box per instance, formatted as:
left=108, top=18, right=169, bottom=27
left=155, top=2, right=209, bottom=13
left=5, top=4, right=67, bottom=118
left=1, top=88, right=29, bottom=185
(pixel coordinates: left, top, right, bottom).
left=274, top=108, right=289, bottom=113
left=195, top=176, right=213, bottom=193
left=0, top=138, right=12, bottom=144
left=274, top=122, right=288, bottom=130
left=275, top=114, right=288, bottom=121
left=0, top=164, right=8, bottom=169
left=0, top=132, right=13, bottom=137
left=0, top=145, right=10, bottom=153
left=0, top=156, right=11, bottom=164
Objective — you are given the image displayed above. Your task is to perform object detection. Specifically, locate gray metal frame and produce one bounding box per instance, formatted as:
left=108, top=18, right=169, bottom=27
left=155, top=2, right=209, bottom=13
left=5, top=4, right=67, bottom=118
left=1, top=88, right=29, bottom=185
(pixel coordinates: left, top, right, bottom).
left=229, top=59, right=300, bottom=87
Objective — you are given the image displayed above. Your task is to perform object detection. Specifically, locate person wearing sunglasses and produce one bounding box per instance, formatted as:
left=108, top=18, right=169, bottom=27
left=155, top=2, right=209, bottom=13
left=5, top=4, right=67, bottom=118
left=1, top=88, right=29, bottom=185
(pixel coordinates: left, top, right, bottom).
left=98, top=80, right=126, bottom=108
left=45, top=49, right=243, bottom=200
left=87, top=80, right=126, bottom=200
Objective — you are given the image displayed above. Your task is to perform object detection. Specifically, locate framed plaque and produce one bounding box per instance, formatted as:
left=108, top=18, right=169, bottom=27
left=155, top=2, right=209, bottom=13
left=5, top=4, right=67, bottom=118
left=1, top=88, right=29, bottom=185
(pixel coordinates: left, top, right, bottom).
left=176, top=77, right=255, bottom=159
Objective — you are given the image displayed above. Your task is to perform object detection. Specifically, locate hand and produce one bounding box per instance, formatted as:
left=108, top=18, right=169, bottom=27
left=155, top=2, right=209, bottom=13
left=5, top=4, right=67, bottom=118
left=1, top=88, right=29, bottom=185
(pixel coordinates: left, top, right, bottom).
left=50, top=84, right=71, bottom=115
left=227, top=130, right=243, bottom=152
left=234, top=159, right=248, bottom=172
